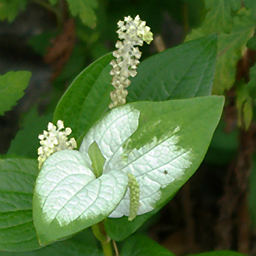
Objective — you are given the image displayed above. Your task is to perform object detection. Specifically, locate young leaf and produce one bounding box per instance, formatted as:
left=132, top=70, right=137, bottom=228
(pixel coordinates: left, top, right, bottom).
left=66, top=0, right=98, bottom=28
left=0, top=71, right=31, bottom=115
left=0, top=158, right=40, bottom=251
left=88, top=141, right=106, bottom=178
left=0, top=0, right=27, bottom=22
left=33, top=150, right=129, bottom=245
left=120, top=234, right=175, bottom=256
left=7, top=108, right=52, bottom=158
left=127, top=35, right=217, bottom=102
left=187, top=251, right=247, bottom=256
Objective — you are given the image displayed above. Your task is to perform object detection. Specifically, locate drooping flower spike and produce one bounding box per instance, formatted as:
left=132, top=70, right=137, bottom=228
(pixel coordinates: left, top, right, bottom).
left=37, top=120, right=77, bottom=169
left=109, top=15, right=153, bottom=109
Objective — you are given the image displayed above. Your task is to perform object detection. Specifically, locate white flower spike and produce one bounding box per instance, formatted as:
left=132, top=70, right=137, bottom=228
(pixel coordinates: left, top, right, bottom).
left=37, top=120, right=77, bottom=169
left=109, top=15, right=153, bottom=109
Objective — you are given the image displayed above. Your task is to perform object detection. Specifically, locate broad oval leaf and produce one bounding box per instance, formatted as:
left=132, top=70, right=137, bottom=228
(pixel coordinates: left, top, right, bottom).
left=127, top=35, right=217, bottom=102
left=33, top=150, right=128, bottom=245
left=0, top=158, right=40, bottom=251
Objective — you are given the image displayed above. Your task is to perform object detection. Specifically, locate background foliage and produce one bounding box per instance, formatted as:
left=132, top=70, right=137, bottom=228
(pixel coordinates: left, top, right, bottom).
left=1, top=0, right=256, bottom=255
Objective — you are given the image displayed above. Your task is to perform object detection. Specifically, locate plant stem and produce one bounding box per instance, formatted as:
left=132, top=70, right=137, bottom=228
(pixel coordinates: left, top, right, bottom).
left=91, top=221, right=113, bottom=256
left=102, top=239, right=113, bottom=256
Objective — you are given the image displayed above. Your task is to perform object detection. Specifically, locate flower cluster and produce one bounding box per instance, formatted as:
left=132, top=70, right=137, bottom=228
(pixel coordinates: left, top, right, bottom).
left=109, top=15, right=153, bottom=109
left=38, top=120, right=77, bottom=169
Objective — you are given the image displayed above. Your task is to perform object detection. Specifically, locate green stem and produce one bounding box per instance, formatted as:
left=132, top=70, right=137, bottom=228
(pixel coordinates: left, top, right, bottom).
left=91, top=222, right=113, bottom=256
left=102, top=240, right=113, bottom=256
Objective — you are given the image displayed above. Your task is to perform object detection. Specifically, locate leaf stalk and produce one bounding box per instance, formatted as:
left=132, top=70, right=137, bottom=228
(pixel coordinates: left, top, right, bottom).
left=91, top=221, right=113, bottom=256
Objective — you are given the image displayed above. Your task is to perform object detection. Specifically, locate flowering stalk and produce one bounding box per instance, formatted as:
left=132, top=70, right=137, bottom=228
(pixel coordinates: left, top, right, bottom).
left=37, top=120, right=77, bottom=169
left=109, top=15, right=153, bottom=109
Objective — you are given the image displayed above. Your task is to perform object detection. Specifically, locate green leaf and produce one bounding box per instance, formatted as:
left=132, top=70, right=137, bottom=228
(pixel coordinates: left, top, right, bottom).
left=127, top=35, right=217, bottom=102
left=244, top=0, right=256, bottom=19
left=0, top=0, right=27, bottom=22
left=33, top=150, right=128, bottom=245
left=0, top=240, right=103, bottom=256
left=187, top=251, right=247, bottom=256
left=0, top=158, right=40, bottom=251
left=7, top=108, right=52, bottom=158
left=53, top=53, right=112, bottom=140
left=0, top=71, right=31, bottom=115
left=66, top=0, right=98, bottom=28
left=187, top=9, right=255, bottom=95
left=214, top=11, right=255, bottom=95
left=120, top=234, right=175, bottom=256
left=202, top=0, right=241, bottom=34
left=105, top=207, right=159, bottom=242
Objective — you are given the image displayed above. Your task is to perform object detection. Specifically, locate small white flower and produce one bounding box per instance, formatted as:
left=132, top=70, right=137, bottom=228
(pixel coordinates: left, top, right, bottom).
left=109, top=15, right=153, bottom=109
left=37, top=120, right=77, bottom=169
